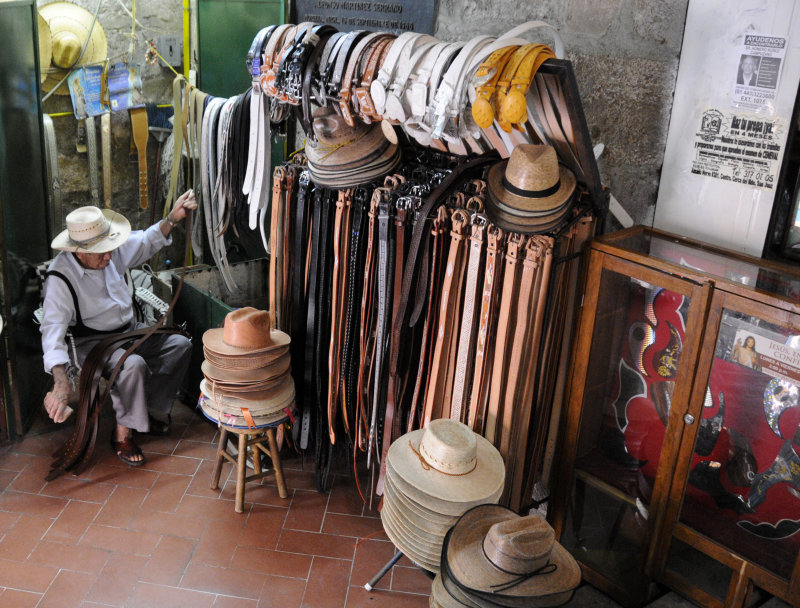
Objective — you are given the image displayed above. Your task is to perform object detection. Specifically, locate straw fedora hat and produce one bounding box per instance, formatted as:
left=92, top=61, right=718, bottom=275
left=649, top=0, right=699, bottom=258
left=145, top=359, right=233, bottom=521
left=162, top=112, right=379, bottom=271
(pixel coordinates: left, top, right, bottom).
left=200, top=376, right=295, bottom=414
left=386, top=419, right=505, bottom=513
left=444, top=504, right=581, bottom=607
left=431, top=573, right=475, bottom=608
left=50, top=206, right=131, bottom=253
left=485, top=144, right=576, bottom=234
left=39, top=1, right=108, bottom=95
left=203, top=307, right=290, bottom=356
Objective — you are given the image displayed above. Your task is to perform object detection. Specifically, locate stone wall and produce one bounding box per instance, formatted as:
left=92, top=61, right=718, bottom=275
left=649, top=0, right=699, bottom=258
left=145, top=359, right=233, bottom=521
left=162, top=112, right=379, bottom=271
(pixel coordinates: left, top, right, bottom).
left=40, top=0, right=688, bottom=245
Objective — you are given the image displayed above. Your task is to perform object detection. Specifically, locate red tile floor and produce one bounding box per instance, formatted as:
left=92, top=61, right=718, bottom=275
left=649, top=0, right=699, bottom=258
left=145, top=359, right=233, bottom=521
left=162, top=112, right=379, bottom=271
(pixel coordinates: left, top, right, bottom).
left=0, top=400, right=432, bottom=607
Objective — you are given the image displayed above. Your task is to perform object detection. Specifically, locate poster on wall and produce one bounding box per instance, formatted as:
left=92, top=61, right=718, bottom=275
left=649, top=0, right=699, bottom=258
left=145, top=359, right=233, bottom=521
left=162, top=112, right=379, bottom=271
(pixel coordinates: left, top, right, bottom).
left=732, top=33, right=787, bottom=112
left=690, top=108, right=785, bottom=190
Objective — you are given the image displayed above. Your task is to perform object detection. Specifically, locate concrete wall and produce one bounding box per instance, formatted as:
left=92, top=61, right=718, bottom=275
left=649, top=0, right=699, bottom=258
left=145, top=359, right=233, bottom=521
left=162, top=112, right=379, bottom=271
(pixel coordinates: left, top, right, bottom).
left=40, top=0, right=688, bottom=246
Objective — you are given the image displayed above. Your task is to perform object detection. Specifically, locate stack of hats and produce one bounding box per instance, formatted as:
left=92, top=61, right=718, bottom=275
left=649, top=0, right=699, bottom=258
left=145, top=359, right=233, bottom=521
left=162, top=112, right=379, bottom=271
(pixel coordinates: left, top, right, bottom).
left=305, top=105, right=401, bottom=188
left=485, top=144, right=577, bottom=234
left=200, top=307, right=295, bottom=427
left=380, top=419, right=505, bottom=573
left=433, top=504, right=581, bottom=607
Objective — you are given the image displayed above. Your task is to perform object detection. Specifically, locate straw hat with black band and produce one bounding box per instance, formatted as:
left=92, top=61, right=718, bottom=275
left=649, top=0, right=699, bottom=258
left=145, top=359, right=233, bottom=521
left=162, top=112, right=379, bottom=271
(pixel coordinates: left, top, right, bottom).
left=485, top=144, right=577, bottom=235
left=39, top=1, right=108, bottom=96
left=50, top=206, right=131, bottom=253
left=441, top=504, right=581, bottom=607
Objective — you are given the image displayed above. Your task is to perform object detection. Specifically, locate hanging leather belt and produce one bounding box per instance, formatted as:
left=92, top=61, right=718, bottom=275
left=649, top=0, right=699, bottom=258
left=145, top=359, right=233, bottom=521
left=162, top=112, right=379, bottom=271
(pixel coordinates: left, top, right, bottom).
left=484, top=232, right=523, bottom=444
left=269, top=166, right=286, bottom=327
left=423, top=208, right=469, bottom=425
left=85, top=116, right=100, bottom=206
left=290, top=169, right=311, bottom=436
left=340, top=187, right=368, bottom=444
left=327, top=188, right=353, bottom=443
left=303, top=186, right=324, bottom=451
left=367, top=188, right=393, bottom=469
left=506, top=235, right=554, bottom=508
left=405, top=205, right=448, bottom=434
left=468, top=224, right=505, bottom=433
left=356, top=193, right=379, bottom=453
left=281, top=166, right=298, bottom=328
left=450, top=216, right=486, bottom=423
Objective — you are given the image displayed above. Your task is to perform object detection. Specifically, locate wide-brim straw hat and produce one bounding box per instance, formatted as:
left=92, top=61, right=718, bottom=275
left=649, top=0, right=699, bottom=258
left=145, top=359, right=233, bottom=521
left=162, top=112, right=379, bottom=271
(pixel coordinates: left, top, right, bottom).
left=38, top=13, right=52, bottom=84
left=380, top=502, right=441, bottom=573
left=431, top=573, right=475, bottom=608
left=444, top=504, right=581, bottom=607
left=40, top=1, right=108, bottom=95
left=305, top=105, right=401, bottom=187
left=203, top=307, right=290, bottom=356
left=50, top=206, right=131, bottom=253
left=199, top=396, right=293, bottom=429
left=200, top=376, right=295, bottom=415
left=486, top=144, right=576, bottom=234
left=201, top=353, right=291, bottom=384
left=203, top=345, right=290, bottom=370
left=386, top=419, right=505, bottom=512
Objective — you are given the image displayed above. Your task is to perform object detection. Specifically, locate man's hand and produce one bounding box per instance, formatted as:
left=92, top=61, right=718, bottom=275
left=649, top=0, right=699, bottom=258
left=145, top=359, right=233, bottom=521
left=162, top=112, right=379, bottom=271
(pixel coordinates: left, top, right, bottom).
left=44, top=365, right=73, bottom=423
left=170, top=190, right=198, bottom=223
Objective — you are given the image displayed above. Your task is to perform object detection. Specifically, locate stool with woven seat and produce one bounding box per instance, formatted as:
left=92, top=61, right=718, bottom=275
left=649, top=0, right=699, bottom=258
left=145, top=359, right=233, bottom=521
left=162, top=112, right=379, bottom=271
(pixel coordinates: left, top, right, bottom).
left=210, top=418, right=288, bottom=513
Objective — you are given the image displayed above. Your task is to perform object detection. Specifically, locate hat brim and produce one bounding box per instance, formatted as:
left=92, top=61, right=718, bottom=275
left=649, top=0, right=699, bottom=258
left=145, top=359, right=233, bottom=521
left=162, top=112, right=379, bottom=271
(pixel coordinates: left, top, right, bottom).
left=201, top=354, right=290, bottom=383
left=487, top=159, right=576, bottom=214
left=203, top=345, right=290, bottom=370
left=199, top=398, right=293, bottom=429
left=50, top=208, right=130, bottom=253
left=386, top=427, right=505, bottom=511
left=202, top=326, right=290, bottom=356
left=380, top=505, right=442, bottom=572
left=199, top=376, right=295, bottom=414
left=485, top=198, right=574, bottom=235
left=445, top=505, right=581, bottom=606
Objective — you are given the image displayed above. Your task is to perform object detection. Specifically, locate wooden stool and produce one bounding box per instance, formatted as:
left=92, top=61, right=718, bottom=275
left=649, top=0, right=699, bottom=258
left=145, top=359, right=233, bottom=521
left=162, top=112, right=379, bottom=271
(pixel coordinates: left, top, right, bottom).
left=210, top=422, right=288, bottom=513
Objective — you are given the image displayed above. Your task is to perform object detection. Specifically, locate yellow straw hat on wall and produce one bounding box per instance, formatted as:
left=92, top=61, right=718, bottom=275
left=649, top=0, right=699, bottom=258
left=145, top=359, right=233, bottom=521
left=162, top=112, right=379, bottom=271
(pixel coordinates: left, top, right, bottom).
left=39, top=1, right=107, bottom=95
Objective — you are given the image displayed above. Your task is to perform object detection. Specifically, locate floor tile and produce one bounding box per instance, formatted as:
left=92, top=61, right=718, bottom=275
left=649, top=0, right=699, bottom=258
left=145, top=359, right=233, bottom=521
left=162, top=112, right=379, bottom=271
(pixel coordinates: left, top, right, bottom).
left=390, top=565, right=432, bottom=595
left=284, top=490, right=329, bottom=532
left=125, top=582, right=216, bottom=608
left=139, top=471, right=192, bottom=513
left=345, top=585, right=429, bottom=608
left=350, top=538, right=397, bottom=591
left=0, top=490, right=67, bottom=518
left=277, top=529, right=355, bottom=560
left=231, top=546, right=312, bottom=579
left=302, top=557, right=352, bottom=608
left=93, top=485, right=148, bottom=527
left=43, top=499, right=103, bottom=543
left=138, top=535, right=196, bottom=586
left=213, top=595, right=259, bottom=607
left=40, top=476, right=116, bottom=503
left=79, top=523, right=161, bottom=556
left=0, top=514, right=52, bottom=561
left=128, top=506, right=207, bottom=539
left=84, top=552, right=148, bottom=605
left=30, top=540, right=110, bottom=574
left=320, top=512, right=383, bottom=539
left=37, top=569, right=96, bottom=608
left=0, top=557, right=58, bottom=593
left=180, top=562, right=267, bottom=599
left=258, top=574, right=307, bottom=608
left=0, top=587, right=42, bottom=607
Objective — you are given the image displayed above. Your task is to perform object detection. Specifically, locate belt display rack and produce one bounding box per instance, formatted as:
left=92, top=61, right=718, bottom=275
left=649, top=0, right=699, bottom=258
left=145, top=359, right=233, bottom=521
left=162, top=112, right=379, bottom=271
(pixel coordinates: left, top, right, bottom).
left=165, top=20, right=608, bottom=514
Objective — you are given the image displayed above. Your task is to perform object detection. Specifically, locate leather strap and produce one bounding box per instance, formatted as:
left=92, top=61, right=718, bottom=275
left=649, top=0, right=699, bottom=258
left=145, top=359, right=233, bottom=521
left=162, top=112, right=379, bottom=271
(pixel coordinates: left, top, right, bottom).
left=85, top=116, right=100, bottom=206
left=355, top=35, right=395, bottom=123
left=450, top=216, right=486, bottom=423
left=100, top=112, right=112, bottom=208
left=383, top=37, right=439, bottom=123
left=370, top=32, right=419, bottom=114
left=269, top=166, right=286, bottom=328
left=468, top=224, right=505, bottom=432
left=484, top=232, right=523, bottom=444
left=422, top=208, right=469, bottom=425
left=290, top=169, right=311, bottom=435
left=338, top=32, right=384, bottom=126
left=301, top=28, right=338, bottom=140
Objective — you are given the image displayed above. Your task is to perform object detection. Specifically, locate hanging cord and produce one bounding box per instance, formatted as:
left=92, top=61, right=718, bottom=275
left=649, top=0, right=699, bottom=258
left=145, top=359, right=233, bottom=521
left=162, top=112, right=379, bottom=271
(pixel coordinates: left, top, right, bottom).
left=42, top=0, right=105, bottom=103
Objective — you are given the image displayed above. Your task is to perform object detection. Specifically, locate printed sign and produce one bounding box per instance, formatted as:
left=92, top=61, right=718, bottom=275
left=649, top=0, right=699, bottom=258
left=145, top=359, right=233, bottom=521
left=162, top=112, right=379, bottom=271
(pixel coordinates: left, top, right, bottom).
left=295, top=0, right=435, bottom=34
left=730, top=329, right=800, bottom=387
left=732, top=33, right=786, bottom=111
left=67, top=62, right=145, bottom=119
left=691, top=108, right=784, bottom=190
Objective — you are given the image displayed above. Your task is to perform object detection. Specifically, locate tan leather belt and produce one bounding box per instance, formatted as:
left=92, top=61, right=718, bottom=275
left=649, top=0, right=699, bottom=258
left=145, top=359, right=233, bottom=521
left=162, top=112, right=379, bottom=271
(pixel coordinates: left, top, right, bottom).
left=450, top=216, right=486, bottom=423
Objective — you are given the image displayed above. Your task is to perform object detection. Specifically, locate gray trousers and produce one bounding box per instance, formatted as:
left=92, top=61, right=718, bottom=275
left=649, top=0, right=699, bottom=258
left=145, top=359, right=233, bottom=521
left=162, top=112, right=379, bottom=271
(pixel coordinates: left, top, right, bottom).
left=74, top=321, right=192, bottom=432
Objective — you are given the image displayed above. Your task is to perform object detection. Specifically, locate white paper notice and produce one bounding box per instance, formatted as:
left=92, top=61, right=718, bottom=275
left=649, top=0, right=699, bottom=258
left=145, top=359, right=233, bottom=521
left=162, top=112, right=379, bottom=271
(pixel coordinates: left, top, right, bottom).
left=732, top=33, right=787, bottom=111
left=691, top=109, right=785, bottom=190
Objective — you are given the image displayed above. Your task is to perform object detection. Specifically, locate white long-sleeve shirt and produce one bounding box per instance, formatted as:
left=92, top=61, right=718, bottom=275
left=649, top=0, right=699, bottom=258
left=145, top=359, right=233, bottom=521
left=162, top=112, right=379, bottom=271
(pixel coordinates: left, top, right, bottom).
left=40, top=223, right=171, bottom=374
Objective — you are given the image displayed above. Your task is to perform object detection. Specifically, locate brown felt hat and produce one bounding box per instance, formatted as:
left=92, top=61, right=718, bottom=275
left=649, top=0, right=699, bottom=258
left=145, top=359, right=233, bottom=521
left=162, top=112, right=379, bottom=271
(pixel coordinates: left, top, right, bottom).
left=444, top=504, right=581, bottom=607
left=202, top=307, right=290, bottom=356
left=202, top=344, right=290, bottom=370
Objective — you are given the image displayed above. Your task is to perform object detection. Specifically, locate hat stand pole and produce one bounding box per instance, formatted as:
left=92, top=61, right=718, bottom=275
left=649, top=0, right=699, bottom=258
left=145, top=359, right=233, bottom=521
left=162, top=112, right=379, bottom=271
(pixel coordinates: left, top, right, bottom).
left=363, top=550, right=403, bottom=591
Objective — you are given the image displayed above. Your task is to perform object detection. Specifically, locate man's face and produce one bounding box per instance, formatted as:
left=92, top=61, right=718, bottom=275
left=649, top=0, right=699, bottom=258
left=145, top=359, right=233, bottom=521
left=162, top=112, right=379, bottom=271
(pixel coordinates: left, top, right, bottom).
left=75, top=251, right=112, bottom=269
left=742, top=57, right=757, bottom=76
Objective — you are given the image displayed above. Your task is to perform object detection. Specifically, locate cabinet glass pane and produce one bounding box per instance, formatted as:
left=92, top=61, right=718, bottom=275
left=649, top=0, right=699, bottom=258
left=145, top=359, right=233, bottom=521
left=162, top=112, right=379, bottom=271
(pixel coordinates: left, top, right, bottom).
left=666, top=538, right=732, bottom=601
left=561, top=267, right=691, bottom=585
left=678, top=309, right=800, bottom=581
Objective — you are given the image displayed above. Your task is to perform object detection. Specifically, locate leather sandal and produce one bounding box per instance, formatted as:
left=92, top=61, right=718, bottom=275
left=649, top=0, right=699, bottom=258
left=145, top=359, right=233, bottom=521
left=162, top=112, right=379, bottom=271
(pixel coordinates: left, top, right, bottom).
left=147, top=414, right=171, bottom=436
left=111, top=435, right=145, bottom=467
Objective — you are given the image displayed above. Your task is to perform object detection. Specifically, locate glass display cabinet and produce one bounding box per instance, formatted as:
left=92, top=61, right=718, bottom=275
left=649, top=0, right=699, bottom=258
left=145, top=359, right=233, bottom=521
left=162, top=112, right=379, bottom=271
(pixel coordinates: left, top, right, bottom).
left=550, top=226, right=800, bottom=608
